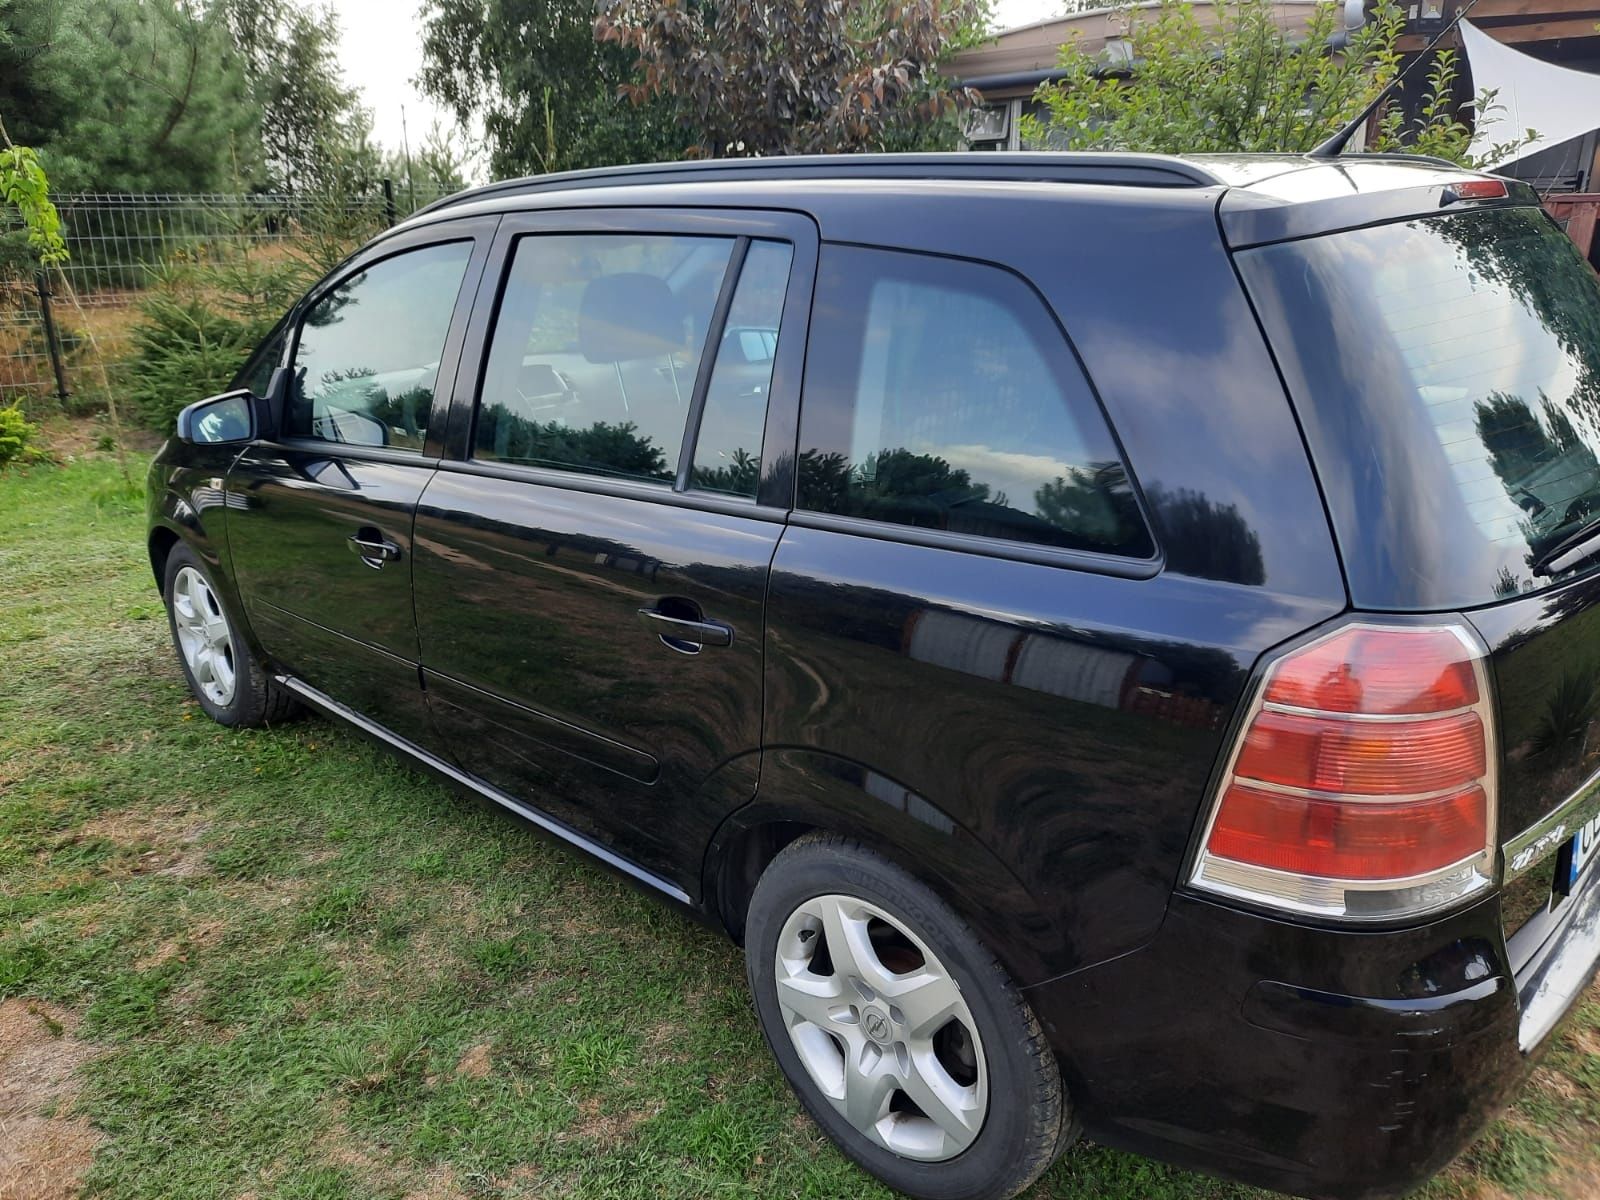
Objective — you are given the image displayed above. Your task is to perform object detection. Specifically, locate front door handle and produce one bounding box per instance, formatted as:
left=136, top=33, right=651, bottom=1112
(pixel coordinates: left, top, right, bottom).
left=348, top=530, right=401, bottom=568
left=636, top=607, right=734, bottom=652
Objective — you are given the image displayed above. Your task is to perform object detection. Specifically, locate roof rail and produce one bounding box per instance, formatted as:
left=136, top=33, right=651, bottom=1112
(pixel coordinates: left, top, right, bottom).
left=410, top=152, right=1224, bottom=219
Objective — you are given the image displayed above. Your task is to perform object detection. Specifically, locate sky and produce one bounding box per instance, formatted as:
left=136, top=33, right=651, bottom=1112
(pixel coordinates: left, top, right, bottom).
left=327, top=0, right=1066, bottom=169
left=991, top=0, right=1064, bottom=30
left=327, top=0, right=449, bottom=160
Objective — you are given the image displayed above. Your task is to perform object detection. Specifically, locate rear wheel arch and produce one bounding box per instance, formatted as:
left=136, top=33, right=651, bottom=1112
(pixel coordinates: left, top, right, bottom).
left=705, top=749, right=1066, bottom=987
left=709, top=817, right=817, bottom=944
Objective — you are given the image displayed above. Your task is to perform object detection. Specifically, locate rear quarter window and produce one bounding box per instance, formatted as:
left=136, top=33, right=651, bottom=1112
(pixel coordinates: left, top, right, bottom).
left=1238, top=207, right=1600, bottom=609
left=796, top=244, right=1152, bottom=560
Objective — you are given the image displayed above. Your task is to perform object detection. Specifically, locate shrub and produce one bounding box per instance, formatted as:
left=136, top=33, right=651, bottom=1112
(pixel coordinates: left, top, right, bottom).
left=125, top=290, right=273, bottom=432
left=0, top=401, right=43, bottom=469
left=123, top=200, right=381, bottom=431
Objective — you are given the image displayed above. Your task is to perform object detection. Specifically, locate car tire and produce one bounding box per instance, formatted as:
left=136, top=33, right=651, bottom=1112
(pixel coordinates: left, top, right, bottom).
left=162, top=543, right=297, bottom=728
left=745, top=833, right=1075, bottom=1200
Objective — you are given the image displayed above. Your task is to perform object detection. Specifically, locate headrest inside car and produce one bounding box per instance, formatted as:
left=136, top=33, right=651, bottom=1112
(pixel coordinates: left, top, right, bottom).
left=579, top=273, right=686, bottom=364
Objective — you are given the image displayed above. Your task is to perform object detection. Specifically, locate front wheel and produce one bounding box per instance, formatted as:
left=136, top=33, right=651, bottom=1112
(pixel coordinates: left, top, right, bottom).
left=162, top=543, right=297, bottom=728
left=745, top=834, right=1074, bottom=1200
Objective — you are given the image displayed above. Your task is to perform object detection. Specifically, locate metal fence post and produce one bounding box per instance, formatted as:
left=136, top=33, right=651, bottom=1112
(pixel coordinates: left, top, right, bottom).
left=33, top=269, right=69, bottom=404
left=382, top=178, right=398, bottom=227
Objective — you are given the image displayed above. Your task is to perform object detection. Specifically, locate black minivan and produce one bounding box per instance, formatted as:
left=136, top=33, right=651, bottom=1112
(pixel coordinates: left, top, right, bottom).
left=147, top=153, right=1600, bottom=1200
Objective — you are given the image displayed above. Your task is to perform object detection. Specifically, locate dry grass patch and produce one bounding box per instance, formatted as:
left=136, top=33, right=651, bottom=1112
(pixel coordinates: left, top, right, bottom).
left=568, top=1094, right=660, bottom=1144
left=135, top=918, right=227, bottom=971
left=312, top=1123, right=469, bottom=1199
left=77, top=804, right=213, bottom=879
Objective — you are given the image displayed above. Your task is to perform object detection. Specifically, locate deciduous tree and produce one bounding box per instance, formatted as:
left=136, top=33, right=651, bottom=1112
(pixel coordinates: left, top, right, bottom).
left=219, top=0, right=372, bottom=191
left=419, top=0, right=690, bottom=178
left=1021, top=0, right=1535, bottom=168
left=594, top=0, right=988, bottom=157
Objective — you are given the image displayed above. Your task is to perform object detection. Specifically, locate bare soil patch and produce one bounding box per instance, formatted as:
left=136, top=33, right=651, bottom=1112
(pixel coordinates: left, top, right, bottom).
left=0, top=1000, right=100, bottom=1200
left=454, top=1042, right=492, bottom=1080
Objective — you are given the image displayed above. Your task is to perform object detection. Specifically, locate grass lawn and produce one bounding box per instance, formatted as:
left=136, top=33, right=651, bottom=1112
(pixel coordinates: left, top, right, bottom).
left=2, top=447, right=1597, bottom=1200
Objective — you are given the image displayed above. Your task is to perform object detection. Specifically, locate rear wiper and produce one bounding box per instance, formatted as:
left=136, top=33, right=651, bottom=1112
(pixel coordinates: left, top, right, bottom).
left=1531, top=520, right=1600, bottom=577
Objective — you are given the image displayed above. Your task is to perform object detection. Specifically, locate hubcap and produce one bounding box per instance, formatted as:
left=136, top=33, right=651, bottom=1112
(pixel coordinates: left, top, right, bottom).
left=171, top=565, right=237, bottom=707
left=774, top=894, right=988, bottom=1161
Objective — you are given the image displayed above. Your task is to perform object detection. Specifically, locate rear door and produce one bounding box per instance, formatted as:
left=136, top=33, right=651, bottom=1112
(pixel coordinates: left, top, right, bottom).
left=226, top=218, right=495, bottom=747
left=412, top=209, right=816, bottom=891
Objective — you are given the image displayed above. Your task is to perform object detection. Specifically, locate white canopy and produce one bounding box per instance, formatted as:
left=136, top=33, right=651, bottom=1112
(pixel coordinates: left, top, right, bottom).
left=1461, top=19, right=1600, bottom=169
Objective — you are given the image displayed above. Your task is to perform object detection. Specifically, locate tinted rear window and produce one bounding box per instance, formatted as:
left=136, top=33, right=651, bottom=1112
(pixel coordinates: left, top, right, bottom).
left=1239, top=207, right=1600, bottom=608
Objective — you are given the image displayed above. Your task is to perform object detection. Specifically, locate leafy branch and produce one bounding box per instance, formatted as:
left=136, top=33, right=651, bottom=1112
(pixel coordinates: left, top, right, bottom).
left=0, top=110, right=132, bottom=485
left=1022, top=0, right=1537, bottom=167
left=0, top=115, right=68, bottom=266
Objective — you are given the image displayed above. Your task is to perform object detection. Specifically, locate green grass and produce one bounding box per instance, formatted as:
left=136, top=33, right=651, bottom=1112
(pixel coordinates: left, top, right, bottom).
left=1, top=451, right=1597, bottom=1200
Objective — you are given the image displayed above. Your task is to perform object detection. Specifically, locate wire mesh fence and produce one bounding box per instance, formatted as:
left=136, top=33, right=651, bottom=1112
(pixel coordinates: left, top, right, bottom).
left=1, top=181, right=452, bottom=404
left=0, top=276, right=58, bottom=398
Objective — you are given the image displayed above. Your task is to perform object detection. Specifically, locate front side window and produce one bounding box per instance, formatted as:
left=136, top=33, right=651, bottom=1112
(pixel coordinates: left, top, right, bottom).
left=797, top=245, right=1152, bottom=558
left=287, top=241, right=473, bottom=451
left=475, top=233, right=736, bottom=484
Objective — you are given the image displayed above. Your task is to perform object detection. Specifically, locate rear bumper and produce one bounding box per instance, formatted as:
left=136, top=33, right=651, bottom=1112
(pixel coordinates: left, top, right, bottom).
left=1024, top=872, right=1600, bottom=1199
left=1516, top=859, right=1600, bottom=1052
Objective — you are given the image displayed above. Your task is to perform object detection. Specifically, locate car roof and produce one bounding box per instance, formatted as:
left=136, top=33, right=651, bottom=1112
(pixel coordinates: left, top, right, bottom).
left=398, top=151, right=1538, bottom=254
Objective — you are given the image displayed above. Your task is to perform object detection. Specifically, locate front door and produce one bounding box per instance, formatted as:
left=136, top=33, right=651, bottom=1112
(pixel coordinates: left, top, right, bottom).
left=413, top=210, right=815, bottom=890
left=227, top=220, right=494, bottom=748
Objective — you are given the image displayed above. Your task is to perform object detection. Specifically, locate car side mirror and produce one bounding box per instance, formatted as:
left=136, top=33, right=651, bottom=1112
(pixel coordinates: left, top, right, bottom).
left=176, top=390, right=255, bottom=445
left=175, top=369, right=288, bottom=445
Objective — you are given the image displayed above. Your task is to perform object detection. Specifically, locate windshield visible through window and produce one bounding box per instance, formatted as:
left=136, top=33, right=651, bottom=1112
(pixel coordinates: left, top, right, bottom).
left=1238, top=207, right=1600, bottom=608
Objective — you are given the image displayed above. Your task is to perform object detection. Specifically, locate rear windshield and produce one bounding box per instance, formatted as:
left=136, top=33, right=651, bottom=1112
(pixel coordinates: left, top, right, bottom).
left=1238, top=207, right=1600, bottom=609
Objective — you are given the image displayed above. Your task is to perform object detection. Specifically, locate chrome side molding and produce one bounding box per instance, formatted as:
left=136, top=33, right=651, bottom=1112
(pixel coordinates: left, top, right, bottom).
left=272, top=673, right=691, bottom=905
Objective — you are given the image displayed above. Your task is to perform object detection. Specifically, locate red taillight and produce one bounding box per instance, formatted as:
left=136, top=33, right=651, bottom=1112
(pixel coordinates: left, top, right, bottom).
left=1444, top=179, right=1509, bottom=203
left=1263, top=626, right=1478, bottom=714
left=1207, top=784, right=1488, bottom=880
left=1192, top=624, right=1497, bottom=920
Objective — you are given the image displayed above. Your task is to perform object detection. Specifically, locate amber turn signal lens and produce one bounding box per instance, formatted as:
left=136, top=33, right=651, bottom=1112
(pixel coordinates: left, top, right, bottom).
left=1233, top=709, right=1485, bottom=796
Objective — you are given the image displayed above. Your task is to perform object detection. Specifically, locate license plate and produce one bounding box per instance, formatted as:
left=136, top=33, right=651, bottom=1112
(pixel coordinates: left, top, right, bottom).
left=1568, top=813, right=1600, bottom=891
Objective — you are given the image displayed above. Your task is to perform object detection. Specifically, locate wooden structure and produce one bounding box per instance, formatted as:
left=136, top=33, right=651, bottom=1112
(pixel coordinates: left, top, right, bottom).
left=1396, top=0, right=1600, bottom=191
left=950, top=1, right=1327, bottom=150
left=1545, top=193, right=1600, bottom=268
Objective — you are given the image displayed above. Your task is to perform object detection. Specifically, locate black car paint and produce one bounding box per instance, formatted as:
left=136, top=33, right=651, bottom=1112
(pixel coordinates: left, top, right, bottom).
left=145, top=155, right=1600, bottom=1200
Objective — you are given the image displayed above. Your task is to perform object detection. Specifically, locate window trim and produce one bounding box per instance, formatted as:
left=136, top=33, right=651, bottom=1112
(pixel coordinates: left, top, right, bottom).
left=437, top=455, right=791, bottom=525
left=791, top=508, right=1164, bottom=577
left=230, top=311, right=293, bottom=396
left=276, top=216, right=499, bottom=459
left=439, top=206, right=819, bottom=511
left=676, top=235, right=750, bottom=492
left=794, top=240, right=1161, bottom=568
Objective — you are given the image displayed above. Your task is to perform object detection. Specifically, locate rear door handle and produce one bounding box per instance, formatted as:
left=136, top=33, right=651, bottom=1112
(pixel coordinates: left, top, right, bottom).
left=348, top=530, right=401, bottom=568
left=636, top=607, right=734, bottom=651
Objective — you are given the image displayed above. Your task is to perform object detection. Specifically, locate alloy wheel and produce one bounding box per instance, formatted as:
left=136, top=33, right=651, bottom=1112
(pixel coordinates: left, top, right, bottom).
left=774, top=893, right=988, bottom=1161
left=172, top=565, right=237, bottom=707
